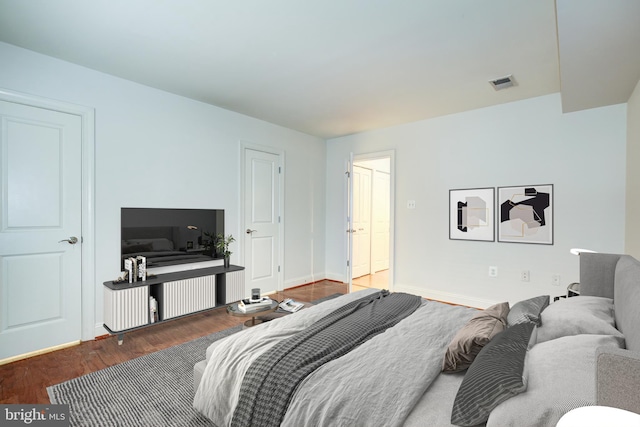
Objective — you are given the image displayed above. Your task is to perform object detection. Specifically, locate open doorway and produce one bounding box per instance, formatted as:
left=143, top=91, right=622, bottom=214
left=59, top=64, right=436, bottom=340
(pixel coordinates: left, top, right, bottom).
left=349, top=152, right=393, bottom=292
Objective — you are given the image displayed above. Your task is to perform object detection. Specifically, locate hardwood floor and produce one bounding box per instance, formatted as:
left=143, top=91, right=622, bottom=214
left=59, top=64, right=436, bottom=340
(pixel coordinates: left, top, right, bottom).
left=352, top=269, right=389, bottom=292
left=0, top=280, right=348, bottom=404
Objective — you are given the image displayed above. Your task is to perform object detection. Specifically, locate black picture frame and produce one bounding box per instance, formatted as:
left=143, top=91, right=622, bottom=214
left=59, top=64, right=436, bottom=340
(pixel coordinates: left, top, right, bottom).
left=497, top=184, right=553, bottom=244
left=449, top=187, right=495, bottom=242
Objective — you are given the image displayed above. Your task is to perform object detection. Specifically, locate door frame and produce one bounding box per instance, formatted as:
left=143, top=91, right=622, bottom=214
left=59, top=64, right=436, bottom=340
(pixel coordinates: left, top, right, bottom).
left=347, top=150, right=395, bottom=292
left=239, top=141, right=285, bottom=292
left=0, top=87, right=96, bottom=341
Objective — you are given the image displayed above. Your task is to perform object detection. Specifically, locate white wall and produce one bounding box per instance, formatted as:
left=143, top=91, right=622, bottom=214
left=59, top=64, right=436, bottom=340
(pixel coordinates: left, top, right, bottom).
left=0, top=42, right=326, bottom=336
left=0, top=39, right=630, bottom=330
left=326, top=94, right=627, bottom=307
left=626, top=79, right=640, bottom=258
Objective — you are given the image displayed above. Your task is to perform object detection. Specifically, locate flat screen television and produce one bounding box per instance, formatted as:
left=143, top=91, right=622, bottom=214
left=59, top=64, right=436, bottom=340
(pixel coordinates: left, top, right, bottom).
left=121, top=208, right=225, bottom=270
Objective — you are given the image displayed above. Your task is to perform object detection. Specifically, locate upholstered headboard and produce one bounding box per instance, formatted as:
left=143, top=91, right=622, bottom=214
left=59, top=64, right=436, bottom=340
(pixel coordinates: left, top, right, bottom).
left=613, top=256, right=640, bottom=352
left=580, top=253, right=640, bottom=352
left=579, top=252, right=620, bottom=299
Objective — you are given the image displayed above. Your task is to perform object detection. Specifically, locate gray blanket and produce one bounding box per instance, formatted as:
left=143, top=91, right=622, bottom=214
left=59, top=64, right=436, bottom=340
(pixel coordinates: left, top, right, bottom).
left=230, top=291, right=422, bottom=427
left=193, top=289, right=476, bottom=427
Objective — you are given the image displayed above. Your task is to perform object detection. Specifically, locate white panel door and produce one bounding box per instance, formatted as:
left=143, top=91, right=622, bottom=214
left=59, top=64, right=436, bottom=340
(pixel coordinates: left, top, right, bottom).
left=372, top=170, right=390, bottom=272
left=0, top=100, right=83, bottom=360
left=244, top=149, right=280, bottom=295
left=352, top=165, right=372, bottom=279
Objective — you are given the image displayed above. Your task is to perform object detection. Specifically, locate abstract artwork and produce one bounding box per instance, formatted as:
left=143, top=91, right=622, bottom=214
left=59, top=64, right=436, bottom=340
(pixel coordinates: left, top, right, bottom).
left=449, top=188, right=495, bottom=241
left=498, top=184, right=553, bottom=244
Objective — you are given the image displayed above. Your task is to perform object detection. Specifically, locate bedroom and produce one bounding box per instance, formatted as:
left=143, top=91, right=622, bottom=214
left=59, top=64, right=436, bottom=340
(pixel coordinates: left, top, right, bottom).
left=0, top=0, right=639, bottom=424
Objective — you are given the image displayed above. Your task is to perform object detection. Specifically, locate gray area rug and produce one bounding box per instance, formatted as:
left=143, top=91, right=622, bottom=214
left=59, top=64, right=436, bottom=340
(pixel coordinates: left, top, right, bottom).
left=48, top=294, right=342, bottom=427
left=48, top=325, right=240, bottom=426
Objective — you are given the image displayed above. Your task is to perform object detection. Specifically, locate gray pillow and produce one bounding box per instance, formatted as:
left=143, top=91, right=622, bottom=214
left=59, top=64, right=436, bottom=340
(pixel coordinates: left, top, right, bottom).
left=451, top=322, right=534, bottom=426
left=507, top=295, right=549, bottom=327
left=486, top=334, right=623, bottom=427
left=442, top=302, right=509, bottom=372
left=535, top=296, right=623, bottom=344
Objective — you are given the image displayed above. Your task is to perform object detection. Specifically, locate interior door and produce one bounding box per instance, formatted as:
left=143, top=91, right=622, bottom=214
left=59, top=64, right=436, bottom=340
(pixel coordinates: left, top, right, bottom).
left=351, top=165, right=372, bottom=279
left=0, top=100, right=83, bottom=361
left=244, top=148, right=281, bottom=296
left=372, top=170, right=390, bottom=272
left=346, top=156, right=353, bottom=292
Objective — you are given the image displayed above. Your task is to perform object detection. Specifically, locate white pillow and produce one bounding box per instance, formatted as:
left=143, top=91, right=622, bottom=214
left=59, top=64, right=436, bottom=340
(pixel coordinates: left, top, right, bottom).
left=535, top=296, right=623, bottom=344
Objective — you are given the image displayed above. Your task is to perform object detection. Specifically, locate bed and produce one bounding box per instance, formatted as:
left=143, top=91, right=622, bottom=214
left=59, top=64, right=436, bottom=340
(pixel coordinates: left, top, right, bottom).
left=192, top=253, right=640, bottom=427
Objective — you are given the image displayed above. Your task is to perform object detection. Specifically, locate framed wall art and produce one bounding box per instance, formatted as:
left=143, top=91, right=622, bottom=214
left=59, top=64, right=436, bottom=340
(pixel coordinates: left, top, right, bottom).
left=449, top=187, right=495, bottom=242
left=498, top=184, right=553, bottom=244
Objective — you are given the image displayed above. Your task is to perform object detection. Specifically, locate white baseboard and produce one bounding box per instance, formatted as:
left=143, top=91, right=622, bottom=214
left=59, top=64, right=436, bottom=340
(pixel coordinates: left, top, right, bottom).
left=284, top=272, right=329, bottom=289
left=323, top=272, right=346, bottom=283
left=0, top=340, right=80, bottom=366
left=393, top=283, right=496, bottom=309
left=286, top=274, right=493, bottom=309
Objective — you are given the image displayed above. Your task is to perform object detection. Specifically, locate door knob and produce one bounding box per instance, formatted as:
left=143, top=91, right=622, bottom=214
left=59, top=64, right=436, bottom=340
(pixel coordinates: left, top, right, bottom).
left=246, top=229, right=257, bottom=234
left=59, top=236, right=79, bottom=244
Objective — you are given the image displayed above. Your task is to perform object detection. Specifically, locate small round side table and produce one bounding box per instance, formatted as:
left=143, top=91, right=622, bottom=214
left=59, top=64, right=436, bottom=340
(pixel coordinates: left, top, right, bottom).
left=226, top=300, right=279, bottom=328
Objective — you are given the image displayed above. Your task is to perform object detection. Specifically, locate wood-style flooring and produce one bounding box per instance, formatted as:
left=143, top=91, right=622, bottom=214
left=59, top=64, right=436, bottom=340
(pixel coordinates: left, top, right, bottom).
left=0, top=280, right=348, bottom=404
left=352, top=269, right=389, bottom=292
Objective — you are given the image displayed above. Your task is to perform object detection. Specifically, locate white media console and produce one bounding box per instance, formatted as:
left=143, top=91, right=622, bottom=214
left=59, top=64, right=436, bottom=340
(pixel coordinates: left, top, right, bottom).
left=103, top=265, right=245, bottom=344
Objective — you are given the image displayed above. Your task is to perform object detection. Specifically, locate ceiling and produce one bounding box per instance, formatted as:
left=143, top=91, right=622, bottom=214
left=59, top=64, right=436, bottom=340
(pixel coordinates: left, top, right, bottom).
left=0, top=0, right=638, bottom=139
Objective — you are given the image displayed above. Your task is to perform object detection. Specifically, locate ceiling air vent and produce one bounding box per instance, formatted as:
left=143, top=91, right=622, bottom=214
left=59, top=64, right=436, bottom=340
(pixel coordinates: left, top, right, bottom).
left=489, top=74, right=515, bottom=91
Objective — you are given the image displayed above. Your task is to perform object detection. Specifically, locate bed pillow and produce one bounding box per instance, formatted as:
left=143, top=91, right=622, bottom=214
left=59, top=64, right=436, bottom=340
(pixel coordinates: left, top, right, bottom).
left=535, top=296, right=623, bottom=344
left=442, top=302, right=509, bottom=372
left=486, top=334, right=623, bottom=427
left=507, top=295, right=549, bottom=327
left=451, top=321, right=534, bottom=426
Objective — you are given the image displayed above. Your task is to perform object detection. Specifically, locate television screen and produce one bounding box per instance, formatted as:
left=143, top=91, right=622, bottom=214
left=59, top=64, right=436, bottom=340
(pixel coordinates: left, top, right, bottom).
left=121, top=208, right=224, bottom=270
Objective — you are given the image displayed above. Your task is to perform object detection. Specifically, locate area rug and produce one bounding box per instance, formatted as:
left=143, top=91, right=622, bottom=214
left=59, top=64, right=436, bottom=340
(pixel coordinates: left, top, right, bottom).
left=47, top=293, right=342, bottom=427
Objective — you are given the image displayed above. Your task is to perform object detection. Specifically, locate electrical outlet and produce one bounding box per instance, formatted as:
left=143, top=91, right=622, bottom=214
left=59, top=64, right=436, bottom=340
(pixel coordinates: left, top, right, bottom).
left=407, top=200, right=416, bottom=209
left=489, top=266, right=498, bottom=277
left=552, top=274, right=561, bottom=286
left=521, top=270, right=530, bottom=282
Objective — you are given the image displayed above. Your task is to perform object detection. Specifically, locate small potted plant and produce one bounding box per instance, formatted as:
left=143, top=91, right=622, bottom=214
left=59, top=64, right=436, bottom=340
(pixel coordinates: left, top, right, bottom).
left=215, top=233, right=235, bottom=268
